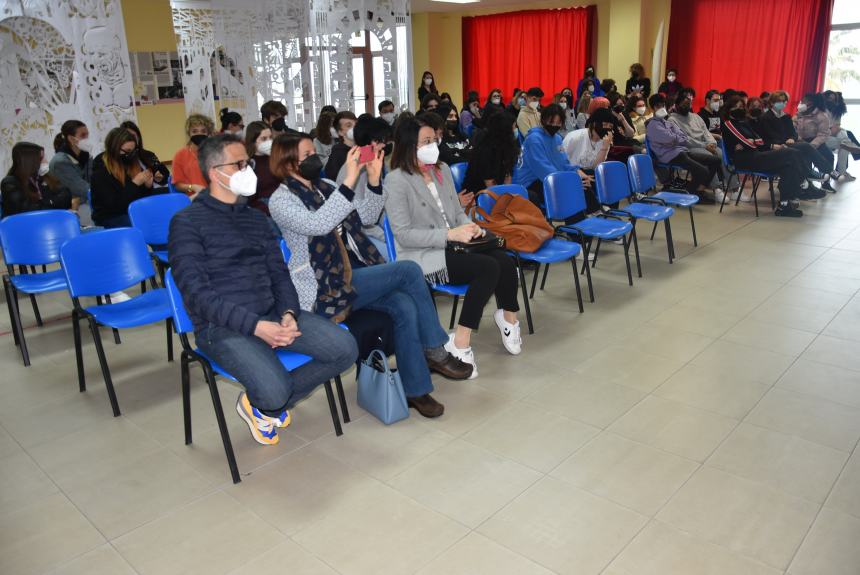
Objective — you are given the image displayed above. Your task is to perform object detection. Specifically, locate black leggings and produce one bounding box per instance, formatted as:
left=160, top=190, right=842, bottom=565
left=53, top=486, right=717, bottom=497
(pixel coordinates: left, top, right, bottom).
left=734, top=148, right=804, bottom=202
left=668, top=150, right=722, bottom=193
left=446, top=249, right=519, bottom=330
left=788, top=141, right=832, bottom=176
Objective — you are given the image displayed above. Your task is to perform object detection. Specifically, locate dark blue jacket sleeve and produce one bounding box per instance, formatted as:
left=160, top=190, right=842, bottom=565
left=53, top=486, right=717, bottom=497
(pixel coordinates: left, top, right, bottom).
left=168, top=212, right=261, bottom=336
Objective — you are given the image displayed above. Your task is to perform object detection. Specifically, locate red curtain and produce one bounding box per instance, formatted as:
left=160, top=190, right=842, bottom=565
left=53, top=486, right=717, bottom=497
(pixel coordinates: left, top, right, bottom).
left=462, top=7, right=595, bottom=105
left=666, top=0, right=833, bottom=111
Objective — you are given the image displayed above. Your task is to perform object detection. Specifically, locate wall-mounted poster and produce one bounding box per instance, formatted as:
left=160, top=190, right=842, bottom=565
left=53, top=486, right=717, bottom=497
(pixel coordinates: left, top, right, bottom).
left=129, top=51, right=184, bottom=105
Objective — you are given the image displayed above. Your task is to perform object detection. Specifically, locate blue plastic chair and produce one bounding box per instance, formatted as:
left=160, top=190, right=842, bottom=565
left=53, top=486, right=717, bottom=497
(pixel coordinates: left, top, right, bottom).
left=382, top=216, right=468, bottom=330
left=449, top=162, right=468, bottom=193
left=718, top=137, right=776, bottom=217
left=129, top=193, right=191, bottom=279
left=543, top=172, right=635, bottom=302
left=628, top=154, right=700, bottom=247
left=167, top=175, right=180, bottom=194
left=0, top=211, right=81, bottom=365
left=165, top=269, right=345, bottom=484
left=644, top=137, right=689, bottom=187
left=595, top=161, right=676, bottom=266
left=477, top=184, right=583, bottom=334
left=60, top=228, right=174, bottom=417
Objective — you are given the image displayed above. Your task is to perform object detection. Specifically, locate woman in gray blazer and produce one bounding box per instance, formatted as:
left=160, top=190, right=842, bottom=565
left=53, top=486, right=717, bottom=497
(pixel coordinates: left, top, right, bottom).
left=385, top=116, right=522, bottom=379
left=268, top=131, right=472, bottom=418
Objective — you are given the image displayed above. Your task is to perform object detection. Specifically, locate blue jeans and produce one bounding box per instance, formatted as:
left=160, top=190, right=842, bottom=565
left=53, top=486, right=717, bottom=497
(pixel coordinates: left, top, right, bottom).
left=196, top=311, right=357, bottom=416
left=350, top=260, right=448, bottom=398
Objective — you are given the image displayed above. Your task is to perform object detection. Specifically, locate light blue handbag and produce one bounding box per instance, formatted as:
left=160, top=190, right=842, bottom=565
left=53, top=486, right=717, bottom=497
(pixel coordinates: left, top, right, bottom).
left=357, top=349, right=409, bottom=425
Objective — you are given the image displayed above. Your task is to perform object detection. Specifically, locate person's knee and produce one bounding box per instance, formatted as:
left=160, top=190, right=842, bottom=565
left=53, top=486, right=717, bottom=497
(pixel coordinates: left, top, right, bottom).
left=332, top=329, right=359, bottom=370
left=392, top=260, right=426, bottom=286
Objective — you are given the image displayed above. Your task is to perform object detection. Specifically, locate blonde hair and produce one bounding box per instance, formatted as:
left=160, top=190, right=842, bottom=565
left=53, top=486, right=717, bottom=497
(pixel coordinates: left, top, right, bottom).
left=185, top=114, right=214, bottom=138
left=769, top=90, right=790, bottom=106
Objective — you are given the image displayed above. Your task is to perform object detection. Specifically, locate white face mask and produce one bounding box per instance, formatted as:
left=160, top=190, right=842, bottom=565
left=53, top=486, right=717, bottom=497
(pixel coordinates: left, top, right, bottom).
left=424, top=77, right=433, bottom=86
left=75, top=137, right=93, bottom=153
left=232, top=128, right=245, bottom=139
left=492, top=96, right=501, bottom=104
left=797, top=103, right=808, bottom=113
left=587, top=85, right=595, bottom=93
left=38, top=162, right=50, bottom=177
left=559, top=102, right=568, bottom=110
left=416, top=141, right=440, bottom=165
left=382, top=112, right=396, bottom=125
left=667, top=75, right=676, bottom=82
left=330, top=127, right=339, bottom=139
left=655, top=108, right=668, bottom=119
left=256, top=139, right=273, bottom=156
left=635, top=106, right=647, bottom=116
left=217, top=165, right=258, bottom=197
left=710, top=101, right=721, bottom=112
left=528, top=100, right=540, bottom=110
left=346, top=127, right=354, bottom=142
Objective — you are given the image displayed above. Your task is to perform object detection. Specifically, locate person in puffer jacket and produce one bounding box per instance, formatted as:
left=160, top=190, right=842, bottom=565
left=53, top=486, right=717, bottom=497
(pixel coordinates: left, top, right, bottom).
left=514, top=103, right=581, bottom=206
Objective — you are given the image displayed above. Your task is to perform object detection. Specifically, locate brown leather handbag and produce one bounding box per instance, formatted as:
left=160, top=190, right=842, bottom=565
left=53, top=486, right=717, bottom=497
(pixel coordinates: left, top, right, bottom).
left=473, top=191, right=553, bottom=253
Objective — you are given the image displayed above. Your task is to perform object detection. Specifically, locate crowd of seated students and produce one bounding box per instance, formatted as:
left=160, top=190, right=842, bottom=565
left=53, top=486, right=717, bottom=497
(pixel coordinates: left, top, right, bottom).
left=4, top=62, right=857, bottom=446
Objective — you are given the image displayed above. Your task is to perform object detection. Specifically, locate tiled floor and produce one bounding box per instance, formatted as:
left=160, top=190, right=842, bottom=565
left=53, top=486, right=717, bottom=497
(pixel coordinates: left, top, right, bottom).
left=2, top=181, right=860, bottom=575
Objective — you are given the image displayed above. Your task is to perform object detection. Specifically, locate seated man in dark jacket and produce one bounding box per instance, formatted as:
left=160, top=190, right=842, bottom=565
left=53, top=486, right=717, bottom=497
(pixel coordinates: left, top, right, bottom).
left=168, top=134, right=357, bottom=446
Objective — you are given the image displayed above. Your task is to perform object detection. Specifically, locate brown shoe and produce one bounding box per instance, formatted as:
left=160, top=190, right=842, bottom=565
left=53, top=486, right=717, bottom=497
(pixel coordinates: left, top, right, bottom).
left=407, top=394, right=445, bottom=418
left=426, top=353, right=473, bottom=380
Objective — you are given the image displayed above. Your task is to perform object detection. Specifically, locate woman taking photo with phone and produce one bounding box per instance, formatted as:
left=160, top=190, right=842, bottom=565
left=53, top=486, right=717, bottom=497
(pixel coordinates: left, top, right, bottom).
left=268, top=134, right=472, bottom=418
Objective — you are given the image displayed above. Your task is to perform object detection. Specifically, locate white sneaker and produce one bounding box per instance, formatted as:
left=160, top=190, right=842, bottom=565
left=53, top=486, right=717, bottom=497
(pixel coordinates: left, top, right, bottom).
left=444, top=333, right=478, bottom=379
left=493, top=310, right=522, bottom=355
left=109, top=291, right=131, bottom=303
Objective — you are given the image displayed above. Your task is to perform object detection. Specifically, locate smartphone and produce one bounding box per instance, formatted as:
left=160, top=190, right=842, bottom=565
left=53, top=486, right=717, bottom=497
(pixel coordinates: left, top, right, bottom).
left=358, top=145, right=375, bottom=164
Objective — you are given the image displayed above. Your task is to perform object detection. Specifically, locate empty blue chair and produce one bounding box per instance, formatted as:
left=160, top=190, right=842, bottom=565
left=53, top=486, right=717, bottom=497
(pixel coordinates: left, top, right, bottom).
left=129, top=193, right=191, bottom=278
left=595, top=161, right=676, bottom=266
left=477, top=184, right=583, bottom=334
left=165, top=269, right=345, bottom=484
left=449, top=162, right=468, bottom=193
left=717, top=137, right=776, bottom=217
left=382, top=216, right=468, bottom=330
left=60, top=228, right=174, bottom=417
left=628, top=154, right=700, bottom=247
left=543, top=172, right=635, bottom=302
left=0, top=211, right=80, bottom=365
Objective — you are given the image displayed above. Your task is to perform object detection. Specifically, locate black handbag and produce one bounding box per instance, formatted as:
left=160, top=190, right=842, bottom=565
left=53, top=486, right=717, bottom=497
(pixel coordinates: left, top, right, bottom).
left=446, top=231, right=505, bottom=254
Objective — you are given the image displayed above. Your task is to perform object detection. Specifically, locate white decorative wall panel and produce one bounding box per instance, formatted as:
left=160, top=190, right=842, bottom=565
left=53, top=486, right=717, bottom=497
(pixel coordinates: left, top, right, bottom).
left=0, top=0, right=136, bottom=174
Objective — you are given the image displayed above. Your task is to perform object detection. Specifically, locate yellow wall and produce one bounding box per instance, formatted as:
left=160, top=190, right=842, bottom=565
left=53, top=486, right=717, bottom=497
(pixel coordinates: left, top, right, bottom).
left=121, top=0, right=186, bottom=163
left=412, top=0, right=671, bottom=107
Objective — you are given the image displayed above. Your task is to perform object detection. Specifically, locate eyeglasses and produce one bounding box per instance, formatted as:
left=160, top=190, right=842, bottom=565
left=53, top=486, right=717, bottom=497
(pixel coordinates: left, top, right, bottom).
left=213, top=158, right=255, bottom=171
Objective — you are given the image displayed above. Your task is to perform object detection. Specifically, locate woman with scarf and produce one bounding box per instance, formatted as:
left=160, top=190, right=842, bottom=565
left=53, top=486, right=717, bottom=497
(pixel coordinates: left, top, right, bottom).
left=384, top=116, right=523, bottom=379
left=268, top=133, right=472, bottom=418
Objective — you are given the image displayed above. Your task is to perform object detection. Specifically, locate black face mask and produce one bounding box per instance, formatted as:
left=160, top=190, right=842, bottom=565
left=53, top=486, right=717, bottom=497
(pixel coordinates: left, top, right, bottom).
left=446, top=120, right=459, bottom=132
left=586, top=69, right=594, bottom=77
left=190, top=134, right=207, bottom=146
left=676, top=105, right=690, bottom=116
left=730, top=108, right=747, bottom=120
left=594, top=127, right=611, bottom=138
left=749, top=108, right=763, bottom=118
left=120, top=149, right=138, bottom=164
left=613, top=104, right=624, bottom=113
left=271, top=117, right=287, bottom=132
left=544, top=124, right=561, bottom=136
left=298, top=154, right=323, bottom=181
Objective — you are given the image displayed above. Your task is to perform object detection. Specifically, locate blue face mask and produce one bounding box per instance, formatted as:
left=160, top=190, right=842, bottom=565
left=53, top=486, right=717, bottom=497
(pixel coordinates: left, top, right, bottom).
left=773, top=101, right=786, bottom=112
left=518, top=97, right=526, bottom=107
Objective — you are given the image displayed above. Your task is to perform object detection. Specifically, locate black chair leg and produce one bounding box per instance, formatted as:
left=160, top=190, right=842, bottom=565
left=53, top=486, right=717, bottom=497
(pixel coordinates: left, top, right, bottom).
left=592, top=238, right=602, bottom=268
left=580, top=238, right=593, bottom=275
left=768, top=178, right=776, bottom=210
left=3, top=278, right=21, bottom=347
left=324, top=380, right=344, bottom=436
left=29, top=294, right=42, bottom=327
left=101, top=294, right=123, bottom=345
left=515, top=254, right=534, bottom=334
left=719, top=177, right=732, bottom=213
left=202, top=363, right=240, bottom=484
left=335, top=375, right=350, bottom=423
left=736, top=175, right=749, bottom=206
left=631, top=224, right=643, bottom=278
left=165, top=318, right=174, bottom=362
left=581, top=240, right=595, bottom=302
left=5, top=278, right=29, bottom=365
left=181, top=353, right=192, bottom=444
left=449, top=296, right=459, bottom=330
left=664, top=219, right=674, bottom=263
left=752, top=177, right=760, bottom=217
left=72, top=310, right=85, bottom=391
left=622, top=234, right=634, bottom=286
left=649, top=220, right=658, bottom=241
left=87, top=317, right=121, bottom=417
left=539, top=261, right=550, bottom=291
left=529, top=264, right=541, bottom=299
left=570, top=258, right=584, bottom=313
left=689, top=206, right=698, bottom=246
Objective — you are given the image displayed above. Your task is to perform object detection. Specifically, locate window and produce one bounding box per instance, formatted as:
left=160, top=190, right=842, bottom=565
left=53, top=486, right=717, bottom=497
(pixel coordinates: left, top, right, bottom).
left=825, top=0, right=860, bottom=136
